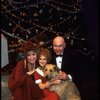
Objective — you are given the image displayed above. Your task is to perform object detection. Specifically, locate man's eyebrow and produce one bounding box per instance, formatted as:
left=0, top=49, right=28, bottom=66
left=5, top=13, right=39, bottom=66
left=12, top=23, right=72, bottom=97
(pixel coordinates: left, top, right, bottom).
left=53, top=45, right=64, bottom=46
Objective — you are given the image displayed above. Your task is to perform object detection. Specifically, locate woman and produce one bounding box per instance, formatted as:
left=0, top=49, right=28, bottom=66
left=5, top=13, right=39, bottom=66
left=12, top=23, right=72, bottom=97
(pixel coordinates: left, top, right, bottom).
left=8, top=46, right=43, bottom=100
left=34, top=48, right=61, bottom=100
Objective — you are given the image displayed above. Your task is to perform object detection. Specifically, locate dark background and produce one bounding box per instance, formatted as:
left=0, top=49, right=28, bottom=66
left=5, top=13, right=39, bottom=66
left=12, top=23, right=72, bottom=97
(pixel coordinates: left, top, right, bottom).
left=76, top=0, right=99, bottom=99
left=82, top=0, right=99, bottom=56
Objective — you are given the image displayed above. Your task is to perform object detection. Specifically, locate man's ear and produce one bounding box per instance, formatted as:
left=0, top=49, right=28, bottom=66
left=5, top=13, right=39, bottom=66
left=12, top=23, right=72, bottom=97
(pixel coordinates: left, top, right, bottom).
left=64, top=42, right=66, bottom=48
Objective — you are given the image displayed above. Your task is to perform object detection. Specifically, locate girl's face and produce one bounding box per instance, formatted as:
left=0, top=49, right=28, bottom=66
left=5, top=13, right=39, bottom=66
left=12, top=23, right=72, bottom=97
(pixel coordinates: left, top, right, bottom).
left=39, top=55, right=47, bottom=67
left=27, top=51, right=37, bottom=64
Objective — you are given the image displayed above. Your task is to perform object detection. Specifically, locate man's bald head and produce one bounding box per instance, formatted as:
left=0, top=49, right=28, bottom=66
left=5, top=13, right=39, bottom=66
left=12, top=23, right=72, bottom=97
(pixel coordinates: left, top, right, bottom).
left=52, top=36, right=66, bottom=55
left=53, top=36, right=65, bottom=45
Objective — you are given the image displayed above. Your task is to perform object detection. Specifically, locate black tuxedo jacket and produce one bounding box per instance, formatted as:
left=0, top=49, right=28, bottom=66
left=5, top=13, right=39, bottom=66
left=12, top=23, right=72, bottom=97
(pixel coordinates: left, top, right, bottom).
left=50, top=47, right=80, bottom=81
left=50, top=46, right=92, bottom=89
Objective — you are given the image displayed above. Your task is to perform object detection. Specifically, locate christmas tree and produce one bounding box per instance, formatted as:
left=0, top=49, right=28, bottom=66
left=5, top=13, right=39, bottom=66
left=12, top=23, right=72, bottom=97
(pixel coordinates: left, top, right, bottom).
left=1, top=0, right=94, bottom=56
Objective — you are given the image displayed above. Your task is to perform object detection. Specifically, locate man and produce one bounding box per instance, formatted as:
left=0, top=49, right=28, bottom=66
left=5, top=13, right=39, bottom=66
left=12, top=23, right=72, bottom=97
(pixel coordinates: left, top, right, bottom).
left=50, top=36, right=80, bottom=82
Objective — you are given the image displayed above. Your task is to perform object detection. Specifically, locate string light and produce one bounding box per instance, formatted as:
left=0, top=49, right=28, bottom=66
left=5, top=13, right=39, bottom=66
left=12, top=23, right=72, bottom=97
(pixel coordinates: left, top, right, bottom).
left=1, top=0, right=93, bottom=56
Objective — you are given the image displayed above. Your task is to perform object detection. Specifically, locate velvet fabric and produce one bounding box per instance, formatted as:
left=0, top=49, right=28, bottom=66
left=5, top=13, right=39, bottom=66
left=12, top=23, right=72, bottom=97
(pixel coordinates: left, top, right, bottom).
left=8, top=60, right=43, bottom=100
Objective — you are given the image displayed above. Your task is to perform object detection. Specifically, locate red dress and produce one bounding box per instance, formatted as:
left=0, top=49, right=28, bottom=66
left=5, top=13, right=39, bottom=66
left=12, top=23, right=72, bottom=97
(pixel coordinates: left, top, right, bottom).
left=34, top=68, right=60, bottom=100
left=8, top=60, right=43, bottom=100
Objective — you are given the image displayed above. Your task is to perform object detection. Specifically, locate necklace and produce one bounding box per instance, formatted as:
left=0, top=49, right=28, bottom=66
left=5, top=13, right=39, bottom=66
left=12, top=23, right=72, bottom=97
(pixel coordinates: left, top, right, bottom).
left=28, top=63, right=35, bottom=71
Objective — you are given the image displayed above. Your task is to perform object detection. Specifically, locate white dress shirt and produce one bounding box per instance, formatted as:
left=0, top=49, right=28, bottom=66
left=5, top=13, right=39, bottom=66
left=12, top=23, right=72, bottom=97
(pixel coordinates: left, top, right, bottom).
left=56, top=56, right=63, bottom=69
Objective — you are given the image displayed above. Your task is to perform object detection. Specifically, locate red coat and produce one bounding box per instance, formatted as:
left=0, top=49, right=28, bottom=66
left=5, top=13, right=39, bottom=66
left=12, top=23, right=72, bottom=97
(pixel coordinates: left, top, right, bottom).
left=8, top=60, right=43, bottom=100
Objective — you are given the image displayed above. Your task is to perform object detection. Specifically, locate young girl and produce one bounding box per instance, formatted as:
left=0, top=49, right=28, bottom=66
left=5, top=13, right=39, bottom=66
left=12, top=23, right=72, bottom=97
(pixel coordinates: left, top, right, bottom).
left=34, top=48, right=60, bottom=100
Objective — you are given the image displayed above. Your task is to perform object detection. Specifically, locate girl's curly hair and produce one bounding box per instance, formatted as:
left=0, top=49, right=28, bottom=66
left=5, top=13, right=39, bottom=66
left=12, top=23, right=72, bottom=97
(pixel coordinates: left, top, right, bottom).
left=38, top=48, right=51, bottom=63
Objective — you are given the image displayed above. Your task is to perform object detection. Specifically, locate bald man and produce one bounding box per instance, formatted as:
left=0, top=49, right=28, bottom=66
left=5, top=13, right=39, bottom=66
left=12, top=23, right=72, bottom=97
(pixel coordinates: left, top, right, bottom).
left=50, top=36, right=79, bottom=82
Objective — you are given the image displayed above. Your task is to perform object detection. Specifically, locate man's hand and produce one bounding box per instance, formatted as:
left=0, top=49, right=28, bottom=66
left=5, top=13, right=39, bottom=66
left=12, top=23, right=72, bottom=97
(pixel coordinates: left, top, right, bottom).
left=58, top=71, right=67, bottom=80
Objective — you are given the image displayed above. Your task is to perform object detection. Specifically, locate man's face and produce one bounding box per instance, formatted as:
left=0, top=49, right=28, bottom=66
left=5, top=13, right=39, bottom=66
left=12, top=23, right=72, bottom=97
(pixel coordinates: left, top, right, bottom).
left=53, top=37, right=66, bottom=55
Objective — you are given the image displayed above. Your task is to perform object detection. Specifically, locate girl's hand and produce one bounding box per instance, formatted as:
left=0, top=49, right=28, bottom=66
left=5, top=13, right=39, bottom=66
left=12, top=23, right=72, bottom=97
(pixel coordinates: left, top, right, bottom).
left=53, top=79, right=61, bottom=84
left=45, top=81, right=51, bottom=88
left=45, top=79, right=61, bottom=88
left=10, top=96, right=14, bottom=100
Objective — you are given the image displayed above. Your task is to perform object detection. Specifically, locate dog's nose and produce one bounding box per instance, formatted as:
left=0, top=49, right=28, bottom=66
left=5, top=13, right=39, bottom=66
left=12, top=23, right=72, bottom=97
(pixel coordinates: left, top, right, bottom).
left=45, top=75, right=49, bottom=79
left=45, top=75, right=51, bottom=80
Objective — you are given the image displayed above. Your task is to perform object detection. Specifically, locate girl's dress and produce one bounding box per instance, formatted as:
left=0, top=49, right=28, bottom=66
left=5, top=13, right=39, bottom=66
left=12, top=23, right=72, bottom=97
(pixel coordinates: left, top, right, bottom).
left=34, top=68, right=60, bottom=100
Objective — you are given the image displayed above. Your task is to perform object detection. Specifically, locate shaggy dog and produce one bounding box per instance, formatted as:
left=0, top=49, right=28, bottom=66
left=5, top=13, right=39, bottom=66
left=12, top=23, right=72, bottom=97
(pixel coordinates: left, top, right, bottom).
left=44, top=64, right=81, bottom=100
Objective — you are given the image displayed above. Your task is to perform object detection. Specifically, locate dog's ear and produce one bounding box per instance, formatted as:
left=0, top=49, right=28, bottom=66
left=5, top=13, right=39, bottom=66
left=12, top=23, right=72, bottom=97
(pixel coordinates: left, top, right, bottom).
left=53, top=65, right=60, bottom=72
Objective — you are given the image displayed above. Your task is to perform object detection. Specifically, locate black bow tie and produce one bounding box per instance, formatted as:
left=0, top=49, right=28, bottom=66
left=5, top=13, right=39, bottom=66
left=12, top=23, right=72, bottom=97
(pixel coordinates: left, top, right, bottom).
left=55, top=54, right=63, bottom=57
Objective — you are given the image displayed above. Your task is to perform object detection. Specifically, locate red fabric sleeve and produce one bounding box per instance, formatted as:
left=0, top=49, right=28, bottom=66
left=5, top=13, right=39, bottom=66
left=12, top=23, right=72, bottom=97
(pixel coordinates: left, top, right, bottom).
left=8, top=60, right=30, bottom=91
left=34, top=71, right=41, bottom=80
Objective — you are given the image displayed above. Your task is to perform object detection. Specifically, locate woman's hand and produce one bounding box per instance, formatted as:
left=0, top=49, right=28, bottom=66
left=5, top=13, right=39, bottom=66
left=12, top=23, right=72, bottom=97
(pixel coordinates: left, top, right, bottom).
left=27, top=70, right=35, bottom=75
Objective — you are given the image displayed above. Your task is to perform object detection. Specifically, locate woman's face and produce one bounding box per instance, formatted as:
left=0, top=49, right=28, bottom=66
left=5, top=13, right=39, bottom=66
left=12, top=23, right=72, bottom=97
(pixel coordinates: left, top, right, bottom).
left=39, top=55, right=47, bottom=67
left=27, top=51, right=37, bottom=64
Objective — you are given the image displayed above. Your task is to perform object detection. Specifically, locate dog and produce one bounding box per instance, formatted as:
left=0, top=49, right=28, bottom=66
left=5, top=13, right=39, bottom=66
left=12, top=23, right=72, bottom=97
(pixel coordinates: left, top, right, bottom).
left=44, top=64, right=81, bottom=100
